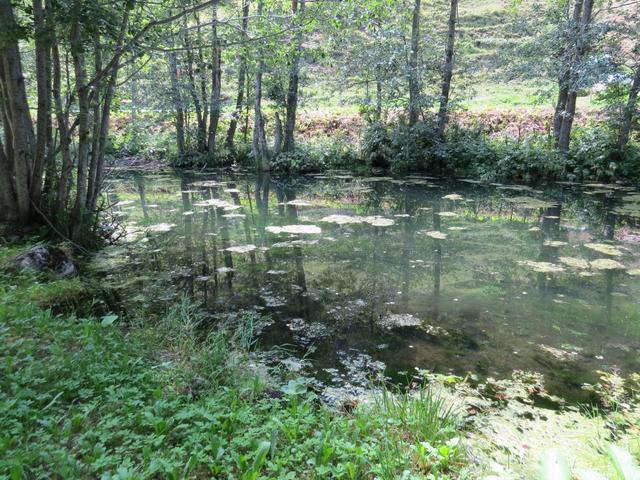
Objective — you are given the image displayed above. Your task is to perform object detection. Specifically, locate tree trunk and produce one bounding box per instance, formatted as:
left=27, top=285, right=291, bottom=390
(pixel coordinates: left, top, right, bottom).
left=437, top=0, right=458, bottom=137
left=70, top=3, right=92, bottom=231
left=88, top=9, right=130, bottom=213
left=553, top=0, right=583, bottom=144
left=182, top=15, right=206, bottom=152
left=253, top=0, right=270, bottom=170
left=0, top=0, right=36, bottom=222
left=87, top=35, right=103, bottom=210
left=31, top=0, right=51, bottom=208
left=408, top=0, right=421, bottom=126
left=375, top=64, right=382, bottom=121
left=207, top=1, right=222, bottom=152
left=167, top=51, right=186, bottom=155
left=619, top=63, right=640, bottom=149
left=225, top=0, right=250, bottom=150
left=558, top=0, right=594, bottom=154
left=283, top=0, right=305, bottom=153
left=274, top=111, right=283, bottom=157
left=52, top=41, right=73, bottom=217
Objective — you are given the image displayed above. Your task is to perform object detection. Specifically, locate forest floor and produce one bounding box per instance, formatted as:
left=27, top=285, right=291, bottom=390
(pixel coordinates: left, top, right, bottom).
left=1, top=241, right=639, bottom=479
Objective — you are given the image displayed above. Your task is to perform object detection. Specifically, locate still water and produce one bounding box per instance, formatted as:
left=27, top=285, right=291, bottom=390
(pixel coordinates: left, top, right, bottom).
left=96, top=170, right=640, bottom=402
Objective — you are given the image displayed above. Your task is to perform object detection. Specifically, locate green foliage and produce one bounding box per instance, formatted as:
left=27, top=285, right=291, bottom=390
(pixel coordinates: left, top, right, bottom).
left=271, top=140, right=363, bottom=174
left=361, top=121, right=393, bottom=169
left=0, top=256, right=462, bottom=479
left=360, top=119, right=640, bottom=183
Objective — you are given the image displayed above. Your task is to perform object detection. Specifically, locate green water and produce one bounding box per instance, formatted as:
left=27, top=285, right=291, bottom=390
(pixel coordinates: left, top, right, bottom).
left=97, top=170, right=640, bottom=401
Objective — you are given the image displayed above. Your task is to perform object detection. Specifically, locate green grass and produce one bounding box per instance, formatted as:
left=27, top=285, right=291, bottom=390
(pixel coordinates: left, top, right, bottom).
left=0, top=245, right=463, bottom=479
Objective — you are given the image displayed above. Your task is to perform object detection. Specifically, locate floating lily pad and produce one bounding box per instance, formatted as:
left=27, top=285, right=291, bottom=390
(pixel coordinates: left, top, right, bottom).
left=266, top=270, right=287, bottom=275
left=558, top=257, right=590, bottom=269
left=518, top=260, right=564, bottom=273
left=613, top=204, right=640, bottom=217
left=286, top=199, right=314, bottom=207
left=379, top=313, right=422, bottom=329
left=364, top=216, right=395, bottom=227
left=320, top=215, right=365, bottom=225
left=442, top=194, right=464, bottom=201
left=436, top=211, right=459, bottom=217
left=271, top=240, right=319, bottom=248
left=222, top=205, right=242, bottom=212
left=506, top=196, right=557, bottom=209
left=626, top=268, right=640, bottom=276
left=590, top=259, right=625, bottom=270
left=529, top=226, right=541, bottom=232
left=225, top=245, right=257, bottom=254
left=361, top=177, right=393, bottom=182
left=190, top=180, right=223, bottom=188
left=421, top=230, right=447, bottom=239
left=543, top=240, right=567, bottom=248
left=265, top=225, right=322, bottom=235
left=148, top=223, right=176, bottom=233
left=193, top=199, right=234, bottom=208
left=584, top=243, right=623, bottom=256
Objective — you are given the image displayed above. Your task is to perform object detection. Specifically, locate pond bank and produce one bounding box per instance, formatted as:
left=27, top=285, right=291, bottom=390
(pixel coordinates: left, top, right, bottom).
left=1, top=242, right=639, bottom=479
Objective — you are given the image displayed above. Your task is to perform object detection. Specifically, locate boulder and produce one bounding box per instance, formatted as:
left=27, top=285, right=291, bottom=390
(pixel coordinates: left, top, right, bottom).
left=15, top=245, right=76, bottom=277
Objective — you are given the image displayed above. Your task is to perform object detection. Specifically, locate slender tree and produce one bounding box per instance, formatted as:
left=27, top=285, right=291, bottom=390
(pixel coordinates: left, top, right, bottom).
left=207, top=0, right=222, bottom=152
left=225, top=0, right=250, bottom=150
left=619, top=62, right=640, bottom=149
left=283, top=0, right=306, bottom=153
left=408, top=0, right=421, bottom=126
left=437, top=0, right=458, bottom=137
left=253, top=0, right=270, bottom=169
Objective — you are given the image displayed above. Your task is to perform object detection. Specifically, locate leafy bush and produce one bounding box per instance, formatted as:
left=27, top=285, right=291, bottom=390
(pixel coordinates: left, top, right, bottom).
left=360, top=119, right=640, bottom=184
left=271, top=140, right=362, bottom=174
left=361, top=121, right=393, bottom=169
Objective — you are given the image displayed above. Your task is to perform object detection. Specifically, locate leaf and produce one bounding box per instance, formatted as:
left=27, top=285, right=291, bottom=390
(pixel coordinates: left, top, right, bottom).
left=250, top=441, right=271, bottom=475
left=101, top=314, right=118, bottom=326
left=281, top=378, right=308, bottom=396
left=606, top=444, right=640, bottom=480
left=539, top=450, right=571, bottom=480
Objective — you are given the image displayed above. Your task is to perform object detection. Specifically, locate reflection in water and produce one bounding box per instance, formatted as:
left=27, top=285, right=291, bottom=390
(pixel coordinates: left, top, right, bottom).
left=134, top=174, right=149, bottom=220
left=432, top=197, right=442, bottom=319
left=102, top=172, right=640, bottom=401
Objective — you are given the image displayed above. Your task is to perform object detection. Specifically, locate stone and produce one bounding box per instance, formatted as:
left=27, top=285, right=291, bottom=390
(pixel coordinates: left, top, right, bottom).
left=15, top=245, right=76, bottom=277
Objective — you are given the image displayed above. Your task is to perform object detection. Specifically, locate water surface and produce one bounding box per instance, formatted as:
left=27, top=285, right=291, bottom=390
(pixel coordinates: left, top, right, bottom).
left=97, top=171, right=640, bottom=401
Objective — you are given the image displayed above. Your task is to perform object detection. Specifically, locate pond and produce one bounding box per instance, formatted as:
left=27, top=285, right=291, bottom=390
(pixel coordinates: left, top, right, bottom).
left=96, top=170, right=640, bottom=403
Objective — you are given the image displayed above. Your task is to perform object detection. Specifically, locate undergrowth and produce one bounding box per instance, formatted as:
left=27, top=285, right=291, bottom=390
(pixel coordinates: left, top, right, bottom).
left=0, top=253, right=464, bottom=479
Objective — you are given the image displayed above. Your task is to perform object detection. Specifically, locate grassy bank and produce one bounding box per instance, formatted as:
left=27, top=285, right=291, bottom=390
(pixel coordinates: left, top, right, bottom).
left=0, top=245, right=464, bottom=479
